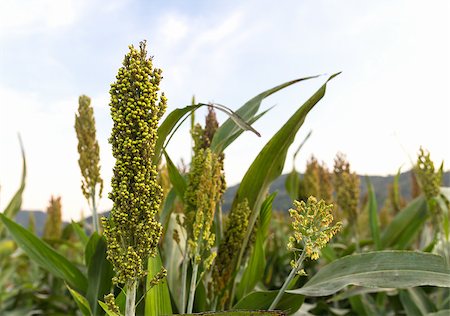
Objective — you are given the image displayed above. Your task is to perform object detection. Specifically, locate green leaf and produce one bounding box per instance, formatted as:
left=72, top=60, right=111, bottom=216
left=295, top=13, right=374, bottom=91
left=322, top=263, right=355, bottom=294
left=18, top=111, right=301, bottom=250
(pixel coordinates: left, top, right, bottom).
left=163, top=150, right=187, bottom=199
left=237, top=193, right=276, bottom=299
left=86, top=236, right=114, bottom=316
left=399, top=288, right=437, bottom=316
left=288, top=251, right=450, bottom=297
left=67, top=284, right=93, bottom=316
left=285, top=169, right=300, bottom=201
left=212, top=106, right=273, bottom=154
left=154, top=104, right=200, bottom=163
left=233, top=290, right=304, bottom=315
left=381, top=196, right=427, bottom=248
left=366, top=177, right=381, bottom=250
left=85, top=232, right=101, bottom=267
left=230, top=73, right=340, bottom=277
left=210, top=75, right=320, bottom=153
left=0, top=135, right=26, bottom=236
left=427, top=311, right=450, bottom=316
left=0, top=214, right=88, bottom=293
left=71, top=220, right=89, bottom=247
left=160, top=187, right=177, bottom=234
left=392, top=167, right=402, bottom=212
left=145, top=250, right=172, bottom=316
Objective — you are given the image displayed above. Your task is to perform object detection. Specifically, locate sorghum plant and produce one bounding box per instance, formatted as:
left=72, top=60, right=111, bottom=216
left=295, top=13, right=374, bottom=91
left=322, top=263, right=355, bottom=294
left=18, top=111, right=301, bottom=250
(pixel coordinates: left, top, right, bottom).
left=42, top=196, right=62, bottom=240
left=75, top=94, right=103, bottom=232
left=269, top=197, right=341, bottom=310
left=101, top=41, right=167, bottom=316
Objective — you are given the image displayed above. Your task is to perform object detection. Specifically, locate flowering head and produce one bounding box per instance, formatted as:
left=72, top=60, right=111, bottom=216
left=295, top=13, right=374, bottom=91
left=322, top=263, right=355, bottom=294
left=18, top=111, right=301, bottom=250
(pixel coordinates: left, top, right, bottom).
left=415, top=147, right=443, bottom=201
left=288, top=196, right=342, bottom=260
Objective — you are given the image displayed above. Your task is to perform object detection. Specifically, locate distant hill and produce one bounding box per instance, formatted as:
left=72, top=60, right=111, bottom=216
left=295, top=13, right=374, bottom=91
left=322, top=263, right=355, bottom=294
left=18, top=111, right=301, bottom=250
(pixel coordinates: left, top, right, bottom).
left=15, top=170, right=450, bottom=231
left=222, top=169, right=450, bottom=212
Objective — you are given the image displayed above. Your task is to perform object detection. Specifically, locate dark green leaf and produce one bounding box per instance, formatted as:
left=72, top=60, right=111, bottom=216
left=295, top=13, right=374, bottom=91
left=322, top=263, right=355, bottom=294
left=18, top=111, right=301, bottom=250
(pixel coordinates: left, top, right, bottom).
left=399, top=288, right=436, bottom=316
left=85, top=232, right=101, bottom=267
left=86, top=236, right=114, bottom=316
left=289, top=251, right=450, bottom=297
left=0, top=214, right=88, bottom=293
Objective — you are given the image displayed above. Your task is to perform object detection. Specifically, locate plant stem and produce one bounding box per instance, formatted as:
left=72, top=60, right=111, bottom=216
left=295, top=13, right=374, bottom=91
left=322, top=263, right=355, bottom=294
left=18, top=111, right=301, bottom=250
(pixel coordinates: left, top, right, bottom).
left=269, top=251, right=306, bottom=310
left=181, top=249, right=188, bottom=314
left=90, top=187, right=99, bottom=233
left=187, top=262, right=199, bottom=313
left=125, top=281, right=137, bottom=316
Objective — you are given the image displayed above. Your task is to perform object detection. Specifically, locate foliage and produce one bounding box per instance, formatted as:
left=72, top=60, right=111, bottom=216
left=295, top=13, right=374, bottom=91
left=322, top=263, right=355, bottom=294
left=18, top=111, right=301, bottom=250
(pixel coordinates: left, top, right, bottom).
left=1, top=41, right=449, bottom=316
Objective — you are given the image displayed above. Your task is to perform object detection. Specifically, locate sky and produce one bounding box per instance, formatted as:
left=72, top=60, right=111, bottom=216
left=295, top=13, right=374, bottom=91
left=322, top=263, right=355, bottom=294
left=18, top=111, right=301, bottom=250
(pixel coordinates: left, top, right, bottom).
left=0, top=0, right=449, bottom=220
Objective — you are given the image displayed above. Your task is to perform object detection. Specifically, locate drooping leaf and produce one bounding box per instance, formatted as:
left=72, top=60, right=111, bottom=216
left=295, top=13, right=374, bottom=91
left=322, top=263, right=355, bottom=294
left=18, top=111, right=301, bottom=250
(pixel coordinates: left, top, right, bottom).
left=67, top=284, right=93, bottom=316
left=211, top=75, right=320, bottom=153
left=212, top=106, right=274, bottom=154
left=366, top=177, right=381, bottom=250
left=285, top=169, right=300, bottom=201
left=0, top=214, right=88, bottom=293
left=86, top=236, right=114, bottom=316
left=145, top=250, right=172, bottom=316
left=288, top=251, right=450, bottom=297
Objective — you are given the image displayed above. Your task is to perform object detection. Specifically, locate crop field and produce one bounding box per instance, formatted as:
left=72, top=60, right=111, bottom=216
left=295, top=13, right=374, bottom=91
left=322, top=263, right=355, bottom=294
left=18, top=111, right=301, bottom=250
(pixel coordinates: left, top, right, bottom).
left=0, top=41, right=449, bottom=316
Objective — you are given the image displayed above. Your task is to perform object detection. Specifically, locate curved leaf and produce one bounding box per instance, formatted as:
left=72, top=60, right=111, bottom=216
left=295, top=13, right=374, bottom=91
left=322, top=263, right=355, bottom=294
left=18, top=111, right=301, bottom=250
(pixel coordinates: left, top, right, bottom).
left=0, top=214, right=88, bottom=293
left=211, top=75, right=320, bottom=153
left=288, top=251, right=450, bottom=297
left=381, top=196, right=427, bottom=248
left=229, top=73, right=340, bottom=278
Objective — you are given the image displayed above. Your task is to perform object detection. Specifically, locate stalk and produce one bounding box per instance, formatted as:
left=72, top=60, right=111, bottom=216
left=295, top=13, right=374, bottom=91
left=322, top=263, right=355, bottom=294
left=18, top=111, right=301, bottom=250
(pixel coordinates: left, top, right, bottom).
left=187, top=262, right=199, bottom=313
left=125, top=281, right=137, bottom=316
left=269, top=251, right=306, bottom=310
left=180, top=241, right=189, bottom=314
left=90, top=187, right=99, bottom=233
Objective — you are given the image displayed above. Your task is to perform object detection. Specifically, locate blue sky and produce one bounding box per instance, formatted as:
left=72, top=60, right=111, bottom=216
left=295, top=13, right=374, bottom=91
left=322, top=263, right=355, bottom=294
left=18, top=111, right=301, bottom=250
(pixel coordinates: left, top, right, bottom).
left=1, top=0, right=449, bottom=220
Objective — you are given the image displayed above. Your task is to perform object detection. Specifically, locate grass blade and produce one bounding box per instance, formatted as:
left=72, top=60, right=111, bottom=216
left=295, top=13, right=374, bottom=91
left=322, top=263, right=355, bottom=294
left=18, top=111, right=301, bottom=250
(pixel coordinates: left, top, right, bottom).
left=0, top=214, right=88, bottom=293
left=366, top=176, right=381, bottom=250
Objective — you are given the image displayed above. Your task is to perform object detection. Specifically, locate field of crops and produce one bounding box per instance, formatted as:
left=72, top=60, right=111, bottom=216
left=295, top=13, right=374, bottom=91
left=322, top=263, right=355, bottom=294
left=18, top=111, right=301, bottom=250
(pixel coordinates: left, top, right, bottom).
left=1, top=41, right=449, bottom=316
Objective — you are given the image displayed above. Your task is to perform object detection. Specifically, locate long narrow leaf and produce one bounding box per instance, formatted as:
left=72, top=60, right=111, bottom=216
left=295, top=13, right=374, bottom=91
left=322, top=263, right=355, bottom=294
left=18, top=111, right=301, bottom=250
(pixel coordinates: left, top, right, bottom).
left=211, top=75, right=320, bottom=153
left=381, top=196, right=427, bottom=248
left=0, top=214, right=88, bottom=293
left=366, top=177, right=381, bottom=250
left=164, top=150, right=187, bottom=199
left=86, top=236, right=114, bottom=316
left=230, top=73, right=340, bottom=281
left=67, top=284, right=93, bottom=316
left=0, top=135, right=26, bottom=236
left=233, top=290, right=304, bottom=314
left=288, top=251, right=450, bottom=297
